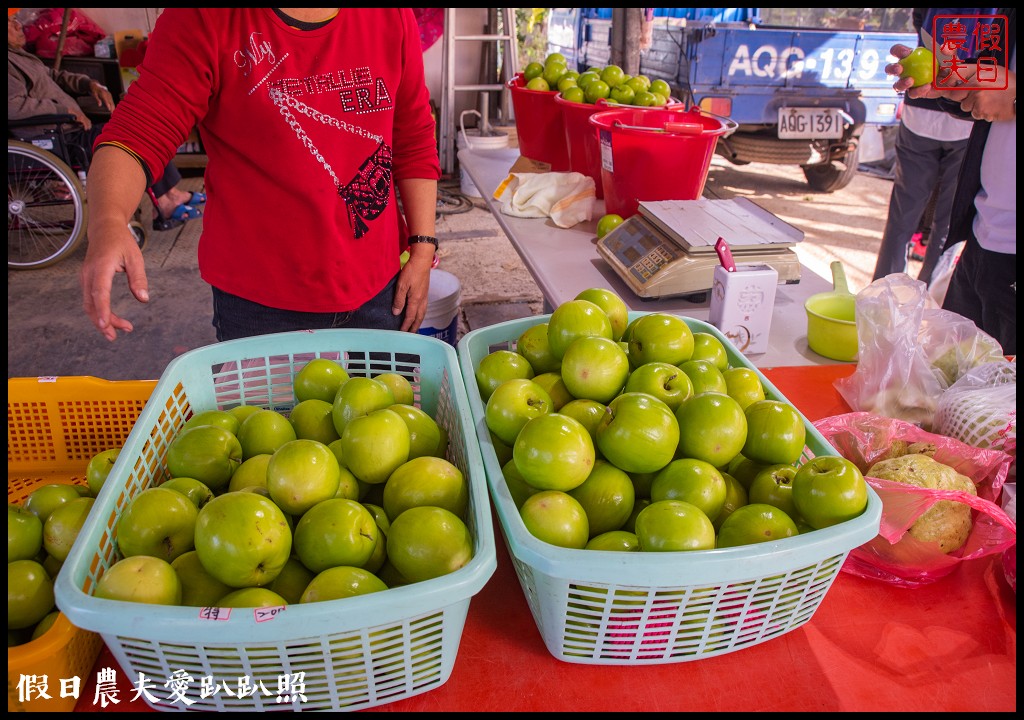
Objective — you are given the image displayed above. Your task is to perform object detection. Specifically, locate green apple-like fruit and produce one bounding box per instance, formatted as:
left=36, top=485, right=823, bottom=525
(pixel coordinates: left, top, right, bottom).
left=383, top=456, right=468, bottom=521
left=627, top=313, right=694, bottom=368
left=85, top=448, right=121, bottom=497
left=167, top=424, right=244, bottom=490
left=634, top=499, right=715, bottom=551
left=899, top=46, right=934, bottom=88
left=568, top=459, right=635, bottom=537
left=294, top=357, right=349, bottom=404
left=218, top=587, right=289, bottom=608
left=30, top=610, right=60, bottom=641
left=623, top=361, right=694, bottom=412
left=288, top=398, right=340, bottom=445
left=374, top=372, right=415, bottom=406
left=227, top=453, right=273, bottom=492
left=651, top=458, right=728, bottom=523
left=194, top=492, right=292, bottom=588
left=585, top=530, right=640, bottom=551
left=236, top=409, right=297, bottom=461
left=791, top=455, right=868, bottom=529
left=94, top=555, right=182, bottom=606
left=331, top=376, right=397, bottom=441
left=24, top=483, right=83, bottom=524
left=742, top=400, right=807, bottom=466
left=265, top=556, right=316, bottom=604
left=546, top=299, right=614, bottom=361
left=338, top=408, right=411, bottom=485
left=560, top=336, right=630, bottom=404
left=266, top=439, right=341, bottom=516
left=42, top=496, right=95, bottom=562
left=502, top=457, right=543, bottom=509
left=485, top=378, right=554, bottom=447
left=181, top=409, right=240, bottom=437
left=678, top=359, right=728, bottom=396
left=674, top=391, right=748, bottom=468
left=519, top=490, right=590, bottom=549
left=171, top=550, right=232, bottom=607
left=160, top=477, right=215, bottom=510
left=713, top=471, right=749, bottom=532
left=513, top=413, right=595, bottom=491
left=8, top=560, right=55, bottom=629
left=531, top=371, right=575, bottom=411
left=116, top=487, right=198, bottom=562
left=387, top=506, right=474, bottom=583
left=690, top=332, right=730, bottom=371
left=516, top=322, right=561, bottom=375
left=722, top=366, right=766, bottom=411
left=574, top=287, right=629, bottom=341
left=388, top=403, right=444, bottom=459
left=596, top=392, right=679, bottom=474
left=8, top=503, right=43, bottom=563
left=748, top=464, right=801, bottom=521
left=292, top=498, right=379, bottom=574
left=300, top=566, right=388, bottom=603
left=227, top=404, right=263, bottom=425
left=716, top=503, right=799, bottom=548
left=558, top=398, right=608, bottom=449
left=474, top=349, right=536, bottom=401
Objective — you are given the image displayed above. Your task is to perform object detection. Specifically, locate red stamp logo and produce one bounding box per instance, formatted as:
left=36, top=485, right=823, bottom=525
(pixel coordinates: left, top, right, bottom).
left=932, top=14, right=1009, bottom=90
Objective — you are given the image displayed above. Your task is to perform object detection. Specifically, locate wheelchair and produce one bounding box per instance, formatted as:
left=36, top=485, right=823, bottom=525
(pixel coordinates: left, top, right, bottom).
left=8, top=114, right=147, bottom=270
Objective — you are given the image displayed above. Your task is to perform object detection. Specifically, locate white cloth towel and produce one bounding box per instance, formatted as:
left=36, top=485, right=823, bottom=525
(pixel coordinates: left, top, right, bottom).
left=493, top=171, right=596, bottom=228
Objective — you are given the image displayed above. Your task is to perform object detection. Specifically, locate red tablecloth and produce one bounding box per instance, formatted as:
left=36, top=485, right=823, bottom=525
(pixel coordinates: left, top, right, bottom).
left=73, top=365, right=1016, bottom=712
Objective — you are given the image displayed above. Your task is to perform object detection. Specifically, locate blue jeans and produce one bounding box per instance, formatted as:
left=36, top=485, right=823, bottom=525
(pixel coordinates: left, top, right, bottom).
left=211, top=275, right=403, bottom=341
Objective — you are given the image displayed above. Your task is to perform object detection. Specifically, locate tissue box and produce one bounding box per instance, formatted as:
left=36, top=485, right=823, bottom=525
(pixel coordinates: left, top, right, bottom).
left=708, top=263, right=777, bottom=355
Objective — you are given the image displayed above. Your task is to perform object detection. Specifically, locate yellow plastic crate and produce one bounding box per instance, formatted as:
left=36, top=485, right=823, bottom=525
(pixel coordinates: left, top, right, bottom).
left=8, top=376, right=155, bottom=712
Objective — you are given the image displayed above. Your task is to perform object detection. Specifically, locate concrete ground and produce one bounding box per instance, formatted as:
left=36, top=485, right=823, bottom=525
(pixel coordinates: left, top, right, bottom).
left=7, top=153, right=917, bottom=382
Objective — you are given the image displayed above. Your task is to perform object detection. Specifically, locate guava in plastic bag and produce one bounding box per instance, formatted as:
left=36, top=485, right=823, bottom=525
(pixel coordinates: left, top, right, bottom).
left=814, top=411, right=1016, bottom=587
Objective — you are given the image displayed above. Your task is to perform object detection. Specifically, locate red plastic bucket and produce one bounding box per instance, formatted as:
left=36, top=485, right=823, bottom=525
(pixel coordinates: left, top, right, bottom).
left=555, top=95, right=612, bottom=198
left=507, top=74, right=571, bottom=171
left=556, top=96, right=684, bottom=199
left=588, top=107, right=733, bottom=218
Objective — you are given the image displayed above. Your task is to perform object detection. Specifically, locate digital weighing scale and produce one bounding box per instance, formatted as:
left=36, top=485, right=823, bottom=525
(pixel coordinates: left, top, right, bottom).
left=595, top=197, right=804, bottom=300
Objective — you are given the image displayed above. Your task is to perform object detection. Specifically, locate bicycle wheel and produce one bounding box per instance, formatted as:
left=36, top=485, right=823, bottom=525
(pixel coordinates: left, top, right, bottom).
left=8, top=140, right=87, bottom=269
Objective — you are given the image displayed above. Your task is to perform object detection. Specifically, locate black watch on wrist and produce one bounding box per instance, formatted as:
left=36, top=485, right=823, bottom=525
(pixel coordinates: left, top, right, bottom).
left=408, top=235, right=438, bottom=250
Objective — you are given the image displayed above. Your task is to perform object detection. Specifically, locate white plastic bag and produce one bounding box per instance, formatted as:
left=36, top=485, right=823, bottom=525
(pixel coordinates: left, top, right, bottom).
left=835, top=274, right=1005, bottom=430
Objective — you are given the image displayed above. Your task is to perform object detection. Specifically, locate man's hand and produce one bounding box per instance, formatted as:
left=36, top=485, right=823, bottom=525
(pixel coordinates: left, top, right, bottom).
left=88, top=80, right=115, bottom=113
left=69, top=104, right=92, bottom=131
left=885, top=41, right=972, bottom=101
left=80, top=220, right=150, bottom=341
left=393, top=245, right=434, bottom=333
left=959, top=67, right=1016, bottom=122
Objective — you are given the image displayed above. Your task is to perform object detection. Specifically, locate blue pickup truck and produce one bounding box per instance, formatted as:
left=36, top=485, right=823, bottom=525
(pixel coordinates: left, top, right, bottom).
left=547, top=8, right=917, bottom=191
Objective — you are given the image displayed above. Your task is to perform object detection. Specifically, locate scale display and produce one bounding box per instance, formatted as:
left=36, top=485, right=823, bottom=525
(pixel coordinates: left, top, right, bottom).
left=595, top=199, right=803, bottom=300
left=601, top=218, right=685, bottom=286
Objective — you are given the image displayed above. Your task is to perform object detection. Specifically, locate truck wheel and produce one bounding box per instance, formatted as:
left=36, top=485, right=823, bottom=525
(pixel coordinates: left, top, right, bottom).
left=802, top=145, right=861, bottom=193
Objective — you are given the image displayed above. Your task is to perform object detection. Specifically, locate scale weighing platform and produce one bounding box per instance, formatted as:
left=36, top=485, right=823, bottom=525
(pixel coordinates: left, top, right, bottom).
left=595, top=197, right=804, bottom=300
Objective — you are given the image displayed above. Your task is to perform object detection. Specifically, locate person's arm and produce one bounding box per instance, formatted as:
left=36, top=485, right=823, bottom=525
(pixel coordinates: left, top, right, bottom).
left=392, top=177, right=438, bottom=333
left=389, top=8, right=443, bottom=334
left=79, top=145, right=152, bottom=341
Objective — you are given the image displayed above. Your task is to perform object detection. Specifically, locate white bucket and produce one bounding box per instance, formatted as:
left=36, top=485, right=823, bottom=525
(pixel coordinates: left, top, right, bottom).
left=457, top=110, right=509, bottom=198
left=417, top=268, right=462, bottom=346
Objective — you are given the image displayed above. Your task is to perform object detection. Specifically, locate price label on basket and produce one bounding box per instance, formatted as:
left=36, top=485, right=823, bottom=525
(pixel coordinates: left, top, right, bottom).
left=254, top=605, right=287, bottom=623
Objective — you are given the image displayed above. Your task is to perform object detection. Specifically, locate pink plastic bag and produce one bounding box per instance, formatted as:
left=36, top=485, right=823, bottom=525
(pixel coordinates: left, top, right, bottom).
left=814, top=411, right=1016, bottom=587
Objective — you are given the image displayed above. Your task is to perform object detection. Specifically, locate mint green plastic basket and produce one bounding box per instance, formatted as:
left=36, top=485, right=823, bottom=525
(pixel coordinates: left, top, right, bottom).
left=55, top=330, right=496, bottom=711
left=457, top=313, right=881, bottom=665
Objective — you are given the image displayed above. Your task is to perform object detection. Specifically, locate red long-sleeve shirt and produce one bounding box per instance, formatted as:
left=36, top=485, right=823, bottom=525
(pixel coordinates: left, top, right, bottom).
left=97, top=8, right=440, bottom=311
